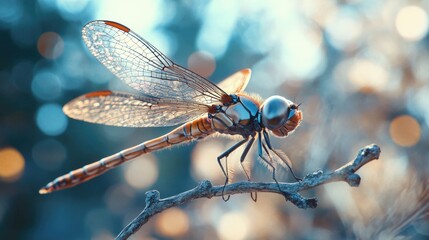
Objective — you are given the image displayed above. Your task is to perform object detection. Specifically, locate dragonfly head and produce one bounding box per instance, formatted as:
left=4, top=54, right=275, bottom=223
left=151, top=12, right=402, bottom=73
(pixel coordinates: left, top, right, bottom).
left=260, top=96, right=303, bottom=137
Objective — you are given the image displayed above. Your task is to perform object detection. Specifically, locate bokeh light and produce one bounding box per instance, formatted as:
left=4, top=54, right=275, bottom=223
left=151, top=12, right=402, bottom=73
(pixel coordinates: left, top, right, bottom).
left=196, top=1, right=238, bottom=58
left=55, top=0, right=90, bottom=20
left=0, top=0, right=23, bottom=27
left=395, top=6, right=428, bottom=41
left=93, top=0, right=175, bottom=56
left=325, top=6, right=363, bottom=50
left=191, top=140, right=225, bottom=182
left=35, top=103, right=68, bottom=136
left=187, top=51, right=216, bottom=78
left=31, top=70, right=63, bottom=101
left=37, top=32, right=64, bottom=59
left=0, top=147, right=25, bottom=182
left=32, top=139, right=66, bottom=171
left=56, top=40, right=87, bottom=90
left=123, top=154, right=158, bottom=189
left=348, top=59, right=388, bottom=92
left=389, top=115, right=421, bottom=147
left=279, top=25, right=326, bottom=80
left=155, top=207, right=189, bottom=237
left=217, top=212, right=249, bottom=240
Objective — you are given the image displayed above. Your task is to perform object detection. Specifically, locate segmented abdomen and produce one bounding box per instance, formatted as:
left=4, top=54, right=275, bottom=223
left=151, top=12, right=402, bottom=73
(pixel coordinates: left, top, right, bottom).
left=39, top=117, right=214, bottom=194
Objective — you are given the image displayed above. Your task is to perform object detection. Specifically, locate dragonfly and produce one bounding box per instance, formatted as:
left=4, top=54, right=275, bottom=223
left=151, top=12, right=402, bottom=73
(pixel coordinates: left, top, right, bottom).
left=39, top=20, right=303, bottom=200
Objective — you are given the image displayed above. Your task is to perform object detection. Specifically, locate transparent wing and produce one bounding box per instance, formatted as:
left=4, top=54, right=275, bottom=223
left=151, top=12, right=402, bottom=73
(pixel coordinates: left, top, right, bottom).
left=217, top=69, right=251, bottom=94
left=63, top=90, right=209, bottom=127
left=82, top=20, right=228, bottom=105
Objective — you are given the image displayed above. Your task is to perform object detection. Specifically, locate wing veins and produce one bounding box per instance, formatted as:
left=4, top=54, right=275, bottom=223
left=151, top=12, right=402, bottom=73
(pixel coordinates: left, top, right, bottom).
left=83, top=20, right=229, bottom=105
left=96, top=36, right=220, bottom=100
left=64, top=91, right=209, bottom=127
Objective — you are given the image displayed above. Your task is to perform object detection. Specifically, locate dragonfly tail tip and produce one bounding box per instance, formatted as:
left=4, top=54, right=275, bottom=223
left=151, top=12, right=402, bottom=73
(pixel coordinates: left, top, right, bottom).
left=38, top=187, right=50, bottom=195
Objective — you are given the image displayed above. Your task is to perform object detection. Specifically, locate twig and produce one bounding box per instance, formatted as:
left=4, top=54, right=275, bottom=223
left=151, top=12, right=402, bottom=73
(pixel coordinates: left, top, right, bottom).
left=116, top=144, right=381, bottom=240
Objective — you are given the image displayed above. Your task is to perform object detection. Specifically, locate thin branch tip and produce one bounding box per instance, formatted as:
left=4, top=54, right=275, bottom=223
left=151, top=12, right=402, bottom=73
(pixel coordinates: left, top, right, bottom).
left=352, top=144, right=381, bottom=172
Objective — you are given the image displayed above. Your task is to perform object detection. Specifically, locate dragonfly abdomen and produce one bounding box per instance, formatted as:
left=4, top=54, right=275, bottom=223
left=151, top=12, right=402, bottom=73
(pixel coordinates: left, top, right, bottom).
left=39, top=117, right=214, bottom=194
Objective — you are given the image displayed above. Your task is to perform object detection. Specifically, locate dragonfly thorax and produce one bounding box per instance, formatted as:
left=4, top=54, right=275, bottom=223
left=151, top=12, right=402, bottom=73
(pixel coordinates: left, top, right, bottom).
left=210, top=95, right=260, bottom=136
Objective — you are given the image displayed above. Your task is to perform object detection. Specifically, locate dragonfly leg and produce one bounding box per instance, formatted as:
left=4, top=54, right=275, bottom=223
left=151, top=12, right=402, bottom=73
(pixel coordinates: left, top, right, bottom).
left=263, top=130, right=302, bottom=181
left=258, top=132, right=282, bottom=192
left=217, top=137, right=249, bottom=201
left=222, top=156, right=230, bottom=202
left=239, top=136, right=257, bottom=201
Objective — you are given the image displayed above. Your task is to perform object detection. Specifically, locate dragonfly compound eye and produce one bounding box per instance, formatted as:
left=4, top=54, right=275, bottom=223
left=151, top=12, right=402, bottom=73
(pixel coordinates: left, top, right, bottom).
left=261, top=96, right=294, bottom=131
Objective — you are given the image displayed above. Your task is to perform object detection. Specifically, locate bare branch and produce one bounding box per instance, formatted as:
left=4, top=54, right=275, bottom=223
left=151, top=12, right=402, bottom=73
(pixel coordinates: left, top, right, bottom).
left=116, top=144, right=381, bottom=240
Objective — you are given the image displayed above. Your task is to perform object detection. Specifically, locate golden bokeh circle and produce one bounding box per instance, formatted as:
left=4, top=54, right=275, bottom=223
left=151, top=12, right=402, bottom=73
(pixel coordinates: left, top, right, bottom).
left=0, top=147, right=25, bottom=182
left=155, top=207, right=189, bottom=237
left=389, top=115, right=421, bottom=147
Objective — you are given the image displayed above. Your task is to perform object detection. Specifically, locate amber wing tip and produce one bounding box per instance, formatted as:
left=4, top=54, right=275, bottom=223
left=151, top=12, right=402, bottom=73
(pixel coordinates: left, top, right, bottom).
left=241, top=68, right=251, bottom=75
left=103, top=20, right=130, bottom=32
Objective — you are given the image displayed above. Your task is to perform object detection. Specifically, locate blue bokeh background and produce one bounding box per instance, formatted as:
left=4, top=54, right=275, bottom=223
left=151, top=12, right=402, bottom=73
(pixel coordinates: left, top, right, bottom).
left=1, top=0, right=428, bottom=239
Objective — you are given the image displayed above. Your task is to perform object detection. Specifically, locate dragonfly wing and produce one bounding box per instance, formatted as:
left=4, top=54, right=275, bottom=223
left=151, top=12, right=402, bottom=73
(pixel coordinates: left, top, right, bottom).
left=82, top=20, right=228, bottom=105
left=63, top=91, right=209, bottom=127
left=217, top=68, right=251, bottom=94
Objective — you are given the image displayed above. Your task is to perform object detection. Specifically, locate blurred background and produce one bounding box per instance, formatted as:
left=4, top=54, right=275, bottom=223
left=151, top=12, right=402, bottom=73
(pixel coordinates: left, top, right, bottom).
left=1, top=0, right=428, bottom=239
